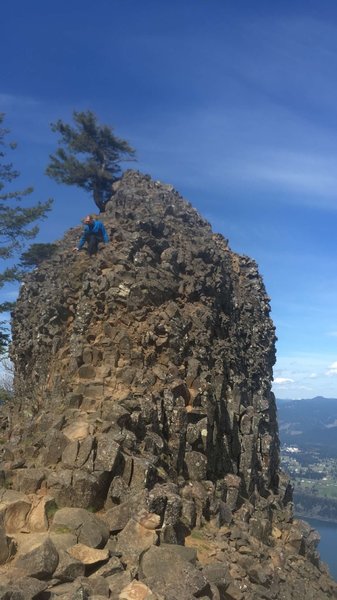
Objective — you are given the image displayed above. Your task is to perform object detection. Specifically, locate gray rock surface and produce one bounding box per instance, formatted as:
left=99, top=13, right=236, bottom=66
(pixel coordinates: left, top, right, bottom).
left=140, top=544, right=210, bottom=598
left=50, top=507, right=109, bottom=548
left=14, top=536, right=59, bottom=579
left=0, top=170, right=334, bottom=599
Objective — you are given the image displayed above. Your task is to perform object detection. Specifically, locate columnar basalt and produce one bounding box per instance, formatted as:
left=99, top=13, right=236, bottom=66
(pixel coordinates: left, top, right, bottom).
left=10, top=171, right=279, bottom=505
left=0, top=171, right=335, bottom=599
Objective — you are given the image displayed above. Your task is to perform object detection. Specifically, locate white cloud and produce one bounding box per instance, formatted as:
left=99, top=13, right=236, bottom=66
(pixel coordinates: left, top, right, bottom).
left=274, top=377, right=295, bottom=385
left=273, top=353, right=337, bottom=397
left=326, top=361, right=337, bottom=376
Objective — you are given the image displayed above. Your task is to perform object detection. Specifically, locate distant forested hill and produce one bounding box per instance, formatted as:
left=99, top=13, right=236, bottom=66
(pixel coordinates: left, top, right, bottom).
left=277, top=397, right=337, bottom=456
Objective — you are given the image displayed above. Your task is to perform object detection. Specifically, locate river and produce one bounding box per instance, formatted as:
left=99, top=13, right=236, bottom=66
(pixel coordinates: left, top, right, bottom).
left=305, top=517, right=337, bottom=581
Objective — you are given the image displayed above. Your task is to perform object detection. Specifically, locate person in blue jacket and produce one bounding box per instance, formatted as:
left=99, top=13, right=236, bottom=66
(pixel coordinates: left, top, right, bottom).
left=74, top=215, right=109, bottom=256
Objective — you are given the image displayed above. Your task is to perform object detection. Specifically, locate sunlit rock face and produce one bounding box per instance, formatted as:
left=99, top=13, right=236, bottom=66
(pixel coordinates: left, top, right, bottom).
left=4, top=171, right=337, bottom=599
left=11, top=170, right=279, bottom=506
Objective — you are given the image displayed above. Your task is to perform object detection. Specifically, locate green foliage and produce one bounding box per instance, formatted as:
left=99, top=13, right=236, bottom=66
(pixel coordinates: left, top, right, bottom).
left=53, top=525, right=72, bottom=534
left=0, top=113, right=52, bottom=353
left=295, top=490, right=337, bottom=521
left=45, top=500, right=59, bottom=521
left=46, top=110, right=136, bottom=212
left=20, top=242, right=58, bottom=269
left=86, top=505, right=98, bottom=513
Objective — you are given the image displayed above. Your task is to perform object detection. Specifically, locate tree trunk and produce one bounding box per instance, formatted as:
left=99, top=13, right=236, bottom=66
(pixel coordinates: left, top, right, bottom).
left=93, top=188, right=105, bottom=213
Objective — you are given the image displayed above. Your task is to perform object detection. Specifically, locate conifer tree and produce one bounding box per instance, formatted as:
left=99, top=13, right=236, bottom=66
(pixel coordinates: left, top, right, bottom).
left=0, top=114, right=52, bottom=352
left=19, top=243, right=57, bottom=269
left=46, top=110, right=136, bottom=212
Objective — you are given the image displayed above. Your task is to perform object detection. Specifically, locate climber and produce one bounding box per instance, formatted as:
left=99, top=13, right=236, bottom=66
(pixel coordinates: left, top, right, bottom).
left=74, top=215, right=109, bottom=256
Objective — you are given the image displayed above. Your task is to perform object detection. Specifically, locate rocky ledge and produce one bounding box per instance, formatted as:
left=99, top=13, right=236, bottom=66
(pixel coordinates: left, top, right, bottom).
left=0, top=170, right=335, bottom=599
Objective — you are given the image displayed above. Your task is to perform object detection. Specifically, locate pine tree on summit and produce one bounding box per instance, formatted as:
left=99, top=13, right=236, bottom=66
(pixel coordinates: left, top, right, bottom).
left=46, top=110, right=136, bottom=213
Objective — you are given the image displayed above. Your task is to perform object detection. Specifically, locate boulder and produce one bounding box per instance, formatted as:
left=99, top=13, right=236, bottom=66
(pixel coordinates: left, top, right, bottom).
left=26, top=495, right=58, bottom=532
left=62, top=419, right=91, bottom=441
left=12, top=468, right=46, bottom=494
left=104, top=500, right=133, bottom=533
left=14, top=535, right=59, bottom=579
left=126, top=456, right=158, bottom=493
left=119, top=580, right=157, bottom=600
left=86, top=575, right=110, bottom=597
left=160, top=542, right=197, bottom=564
left=201, top=563, right=228, bottom=596
left=50, top=507, right=109, bottom=547
left=0, top=577, right=48, bottom=600
left=92, top=555, right=124, bottom=578
left=53, top=548, right=86, bottom=582
left=44, top=580, right=91, bottom=599
left=0, top=488, right=31, bottom=533
left=94, top=433, right=121, bottom=472
left=43, top=431, right=69, bottom=465
left=68, top=543, right=109, bottom=565
left=116, top=518, right=158, bottom=566
left=50, top=531, right=78, bottom=551
left=139, top=544, right=210, bottom=598
left=0, top=519, right=16, bottom=564
left=62, top=436, right=94, bottom=470
left=135, top=509, right=161, bottom=531
left=147, top=484, right=183, bottom=543
left=108, top=571, right=133, bottom=598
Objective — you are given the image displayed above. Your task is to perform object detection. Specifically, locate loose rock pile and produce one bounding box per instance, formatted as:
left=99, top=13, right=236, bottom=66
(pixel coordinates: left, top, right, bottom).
left=0, top=170, right=335, bottom=598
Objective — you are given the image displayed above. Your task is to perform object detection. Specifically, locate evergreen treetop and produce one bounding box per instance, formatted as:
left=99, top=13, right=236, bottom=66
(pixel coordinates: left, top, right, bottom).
left=46, top=110, right=136, bottom=212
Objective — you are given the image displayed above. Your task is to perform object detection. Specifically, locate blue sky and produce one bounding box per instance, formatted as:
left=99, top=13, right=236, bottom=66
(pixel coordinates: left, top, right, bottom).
left=2, top=0, right=337, bottom=399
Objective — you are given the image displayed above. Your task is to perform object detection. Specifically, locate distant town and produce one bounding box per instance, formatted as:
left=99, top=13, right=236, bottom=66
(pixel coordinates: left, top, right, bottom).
left=278, top=397, right=337, bottom=522
left=281, top=444, right=337, bottom=521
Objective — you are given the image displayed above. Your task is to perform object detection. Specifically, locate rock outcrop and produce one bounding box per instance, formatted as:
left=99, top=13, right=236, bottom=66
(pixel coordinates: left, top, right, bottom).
left=0, top=170, right=335, bottom=599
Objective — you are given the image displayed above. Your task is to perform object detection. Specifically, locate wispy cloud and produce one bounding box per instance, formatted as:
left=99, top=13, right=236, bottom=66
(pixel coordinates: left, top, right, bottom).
left=326, top=362, right=337, bottom=376
left=133, top=16, right=337, bottom=212
left=273, top=353, right=337, bottom=398
left=236, top=151, right=337, bottom=202
left=0, top=93, right=41, bottom=111
left=137, top=100, right=337, bottom=211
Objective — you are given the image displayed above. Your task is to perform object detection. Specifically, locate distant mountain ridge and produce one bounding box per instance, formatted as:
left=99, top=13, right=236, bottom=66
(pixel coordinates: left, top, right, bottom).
left=277, top=396, right=337, bottom=404
left=277, top=396, right=337, bottom=454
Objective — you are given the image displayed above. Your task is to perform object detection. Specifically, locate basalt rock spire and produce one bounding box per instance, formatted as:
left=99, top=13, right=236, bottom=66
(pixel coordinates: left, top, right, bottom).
left=0, top=171, right=335, bottom=599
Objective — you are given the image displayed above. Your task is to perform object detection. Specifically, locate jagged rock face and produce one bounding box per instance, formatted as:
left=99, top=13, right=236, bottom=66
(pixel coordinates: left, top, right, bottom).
left=11, top=170, right=278, bottom=504
left=4, top=172, right=337, bottom=599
